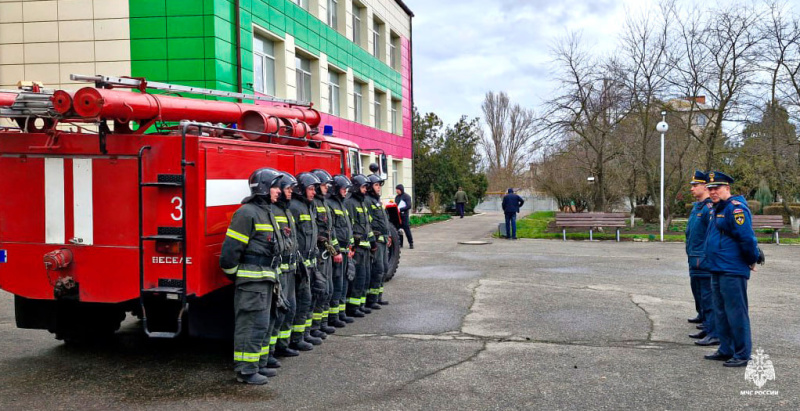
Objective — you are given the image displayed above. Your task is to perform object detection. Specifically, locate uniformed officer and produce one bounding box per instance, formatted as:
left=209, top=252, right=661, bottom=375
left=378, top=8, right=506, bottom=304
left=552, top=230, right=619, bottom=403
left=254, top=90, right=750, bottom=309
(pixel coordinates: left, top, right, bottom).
left=345, top=174, right=375, bottom=317
left=702, top=171, right=764, bottom=367
left=272, top=173, right=312, bottom=356
left=685, top=171, right=718, bottom=346
left=366, top=173, right=391, bottom=309
left=310, top=169, right=344, bottom=330
left=220, top=167, right=284, bottom=385
left=327, top=174, right=356, bottom=325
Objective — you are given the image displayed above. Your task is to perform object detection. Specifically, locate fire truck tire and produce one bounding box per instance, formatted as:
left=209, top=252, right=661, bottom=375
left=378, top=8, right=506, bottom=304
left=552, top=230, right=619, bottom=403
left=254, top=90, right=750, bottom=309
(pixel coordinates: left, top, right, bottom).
left=52, top=302, right=126, bottom=344
left=384, top=225, right=401, bottom=282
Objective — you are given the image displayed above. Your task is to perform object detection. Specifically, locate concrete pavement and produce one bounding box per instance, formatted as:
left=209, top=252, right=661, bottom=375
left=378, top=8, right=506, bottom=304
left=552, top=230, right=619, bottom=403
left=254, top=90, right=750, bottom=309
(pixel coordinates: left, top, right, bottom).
left=0, top=212, right=797, bottom=409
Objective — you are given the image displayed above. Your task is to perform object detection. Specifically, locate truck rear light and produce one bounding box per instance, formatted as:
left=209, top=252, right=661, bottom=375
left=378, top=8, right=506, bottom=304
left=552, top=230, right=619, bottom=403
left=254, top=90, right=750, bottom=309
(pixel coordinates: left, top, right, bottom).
left=156, top=240, right=182, bottom=255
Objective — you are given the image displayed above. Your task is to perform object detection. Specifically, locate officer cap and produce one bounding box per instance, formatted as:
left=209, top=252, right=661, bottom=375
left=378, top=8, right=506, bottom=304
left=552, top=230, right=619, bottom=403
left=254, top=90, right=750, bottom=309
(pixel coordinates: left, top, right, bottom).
left=706, top=171, right=733, bottom=188
left=690, top=170, right=708, bottom=185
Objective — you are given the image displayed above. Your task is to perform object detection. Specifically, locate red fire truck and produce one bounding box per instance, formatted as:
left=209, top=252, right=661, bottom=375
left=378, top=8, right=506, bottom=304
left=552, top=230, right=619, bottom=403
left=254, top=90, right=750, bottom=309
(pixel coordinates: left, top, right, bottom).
left=0, top=76, right=400, bottom=342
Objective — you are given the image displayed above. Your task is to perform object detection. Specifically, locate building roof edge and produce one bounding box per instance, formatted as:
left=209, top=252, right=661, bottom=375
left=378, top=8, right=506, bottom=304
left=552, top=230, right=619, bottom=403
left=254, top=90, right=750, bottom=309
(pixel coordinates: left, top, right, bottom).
left=394, top=0, right=414, bottom=17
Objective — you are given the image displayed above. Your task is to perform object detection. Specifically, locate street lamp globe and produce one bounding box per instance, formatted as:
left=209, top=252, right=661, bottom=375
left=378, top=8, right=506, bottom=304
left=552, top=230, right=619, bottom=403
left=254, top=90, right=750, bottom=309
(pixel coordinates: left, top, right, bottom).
left=656, top=121, right=669, bottom=133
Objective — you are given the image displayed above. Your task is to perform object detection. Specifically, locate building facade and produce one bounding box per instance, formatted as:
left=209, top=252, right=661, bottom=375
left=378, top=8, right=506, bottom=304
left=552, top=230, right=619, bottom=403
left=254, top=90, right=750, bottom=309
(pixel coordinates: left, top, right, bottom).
left=0, top=0, right=413, bottom=200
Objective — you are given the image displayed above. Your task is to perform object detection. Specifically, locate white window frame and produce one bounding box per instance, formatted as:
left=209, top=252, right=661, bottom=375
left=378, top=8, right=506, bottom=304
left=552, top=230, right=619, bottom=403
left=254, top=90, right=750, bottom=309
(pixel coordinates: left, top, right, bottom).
left=374, top=91, right=383, bottom=129
left=328, top=70, right=340, bottom=116
left=352, top=4, right=362, bottom=46
left=327, top=0, right=338, bottom=29
left=293, top=0, right=309, bottom=10
left=391, top=100, right=400, bottom=134
left=372, top=21, right=381, bottom=58
left=354, top=82, right=363, bottom=123
left=253, top=35, right=276, bottom=96
left=296, top=55, right=312, bottom=103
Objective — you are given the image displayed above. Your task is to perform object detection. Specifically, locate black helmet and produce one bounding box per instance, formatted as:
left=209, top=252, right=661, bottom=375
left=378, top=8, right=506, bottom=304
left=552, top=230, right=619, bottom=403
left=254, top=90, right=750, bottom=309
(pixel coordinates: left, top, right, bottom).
left=310, top=169, right=333, bottom=185
left=368, top=162, right=380, bottom=174
left=278, top=171, right=297, bottom=202
left=331, top=174, right=352, bottom=193
left=295, top=172, right=321, bottom=195
left=366, top=174, right=385, bottom=194
left=243, top=167, right=282, bottom=203
left=350, top=174, right=370, bottom=193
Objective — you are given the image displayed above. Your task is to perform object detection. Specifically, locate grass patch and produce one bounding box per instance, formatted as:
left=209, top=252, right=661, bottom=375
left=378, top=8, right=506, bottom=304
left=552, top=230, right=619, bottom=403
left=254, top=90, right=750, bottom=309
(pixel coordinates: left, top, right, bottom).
left=409, top=214, right=452, bottom=227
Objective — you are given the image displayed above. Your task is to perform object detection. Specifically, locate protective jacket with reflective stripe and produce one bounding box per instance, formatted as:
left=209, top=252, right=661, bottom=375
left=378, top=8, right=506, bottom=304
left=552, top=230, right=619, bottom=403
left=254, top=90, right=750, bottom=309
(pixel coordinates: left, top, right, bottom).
left=219, top=197, right=284, bottom=283
left=289, top=197, right=319, bottom=261
left=327, top=193, right=353, bottom=252
left=365, top=193, right=390, bottom=242
left=345, top=192, right=373, bottom=248
left=313, top=195, right=335, bottom=249
left=271, top=199, right=299, bottom=271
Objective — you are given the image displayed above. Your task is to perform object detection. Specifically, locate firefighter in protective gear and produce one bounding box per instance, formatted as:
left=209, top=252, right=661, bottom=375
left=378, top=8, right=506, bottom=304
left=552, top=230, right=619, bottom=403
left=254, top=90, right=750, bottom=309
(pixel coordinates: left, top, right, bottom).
left=220, top=167, right=285, bottom=385
left=310, top=169, right=342, bottom=330
left=327, top=174, right=356, bottom=325
left=366, top=173, right=391, bottom=309
left=289, top=173, right=326, bottom=347
left=344, top=174, right=374, bottom=317
left=272, top=172, right=310, bottom=356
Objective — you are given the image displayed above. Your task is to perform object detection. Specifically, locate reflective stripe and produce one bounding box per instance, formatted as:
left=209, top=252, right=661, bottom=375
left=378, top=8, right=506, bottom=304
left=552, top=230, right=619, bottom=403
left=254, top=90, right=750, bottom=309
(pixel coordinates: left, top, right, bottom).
left=305, top=318, right=313, bottom=327
left=367, top=232, right=375, bottom=239
left=359, top=241, right=370, bottom=247
left=269, top=336, right=278, bottom=345
left=299, top=214, right=312, bottom=221
left=260, top=346, right=270, bottom=355
left=222, top=265, right=238, bottom=275
left=275, top=216, right=288, bottom=223
left=237, top=269, right=276, bottom=280
left=226, top=229, right=249, bottom=244
left=339, top=303, right=346, bottom=311
left=368, top=288, right=380, bottom=295
left=280, top=264, right=289, bottom=270
left=234, top=351, right=260, bottom=362
left=348, top=297, right=361, bottom=305
left=378, top=235, right=385, bottom=242
left=355, top=206, right=365, bottom=212
left=292, top=324, right=305, bottom=332
left=369, top=215, right=373, bottom=222
left=330, top=306, right=340, bottom=314
left=334, top=209, right=345, bottom=215
left=303, top=258, right=317, bottom=267
left=349, top=237, right=355, bottom=244
left=279, top=330, right=291, bottom=339
left=316, top=206, right=327, bottom=213
left=331, top=238, right=339, bottom=245
left=379, top=287, right=384, bottom=293
left=255, top=224, right=274, bottom=231
left=360, top=296, right=366, bottom=304
left=312, top=313, right=323, bottom=320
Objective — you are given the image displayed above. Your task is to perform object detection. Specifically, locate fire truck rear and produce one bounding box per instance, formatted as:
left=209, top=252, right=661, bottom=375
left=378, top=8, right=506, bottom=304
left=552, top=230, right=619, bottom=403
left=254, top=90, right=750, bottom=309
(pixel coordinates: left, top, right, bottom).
left=0, top=76, right=400, bottom=342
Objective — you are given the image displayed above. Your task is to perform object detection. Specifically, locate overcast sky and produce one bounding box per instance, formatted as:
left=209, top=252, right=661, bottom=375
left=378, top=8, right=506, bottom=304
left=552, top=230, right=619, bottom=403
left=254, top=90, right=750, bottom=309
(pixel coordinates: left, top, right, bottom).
left=405, top=0, right=655, bottom=126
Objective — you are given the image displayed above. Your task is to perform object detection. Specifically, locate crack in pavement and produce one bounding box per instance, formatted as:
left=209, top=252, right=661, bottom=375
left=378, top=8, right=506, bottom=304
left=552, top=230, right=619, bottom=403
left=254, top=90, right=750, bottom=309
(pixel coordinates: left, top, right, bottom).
left=630, top=294, right=655, bottom=342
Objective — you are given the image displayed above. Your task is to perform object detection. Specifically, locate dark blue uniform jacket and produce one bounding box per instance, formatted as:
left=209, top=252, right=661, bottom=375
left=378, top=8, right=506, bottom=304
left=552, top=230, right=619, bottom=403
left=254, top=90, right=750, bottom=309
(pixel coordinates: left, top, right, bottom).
left=702, top=195, right=760, bottom=278
left=501, top=193, right=524, bottom=213
left=686, top=198, right=714, bottom=277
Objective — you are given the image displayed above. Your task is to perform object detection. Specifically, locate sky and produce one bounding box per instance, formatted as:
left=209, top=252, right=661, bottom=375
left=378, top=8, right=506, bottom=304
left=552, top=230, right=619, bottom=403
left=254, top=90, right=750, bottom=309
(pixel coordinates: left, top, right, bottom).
left=404, top=0, right=655, bottom=126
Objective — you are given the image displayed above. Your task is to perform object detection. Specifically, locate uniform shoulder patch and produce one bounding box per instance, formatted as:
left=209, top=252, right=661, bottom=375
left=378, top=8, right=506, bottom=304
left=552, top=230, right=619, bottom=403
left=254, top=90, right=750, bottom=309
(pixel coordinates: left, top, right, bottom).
left=733, top=208, right=744, bottom=214
left=706, top=203, right=713, bottom=209
left=731, top=200, right=742, bottom=205
left=734, top=212, right=746, bottom=225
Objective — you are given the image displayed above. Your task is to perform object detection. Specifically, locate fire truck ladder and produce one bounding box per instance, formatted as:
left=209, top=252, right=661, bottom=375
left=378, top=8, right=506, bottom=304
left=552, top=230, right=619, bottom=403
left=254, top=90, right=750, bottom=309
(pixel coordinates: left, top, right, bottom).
left=136, top=125, right=194, bottom=338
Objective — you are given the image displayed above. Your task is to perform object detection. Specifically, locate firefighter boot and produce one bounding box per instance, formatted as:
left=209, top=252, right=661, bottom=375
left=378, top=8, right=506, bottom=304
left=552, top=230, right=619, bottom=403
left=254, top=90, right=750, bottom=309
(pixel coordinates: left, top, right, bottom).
left=340, top=308, right=355, bottom=323
left=347, top=306, right=365, bottom=318
left=329, top=315, right=347, bottom=328
left=289, top=332, right=314, bottom=351
left=267, top=355, right=281, bottom=368
left=360, top=304, right=372, bottom=314
left=236, top=372, right=269, bottom=385
left=310, top=319, right=327, bottom=339
left=304, top=329, right=323, bottom=345
left=366, top=294, right=382, bottom=310
left=320, top=318, right=336, bottom=334
left=258, top=367, right=278, bottom=378
left=378, top=293, right=389, bottom=305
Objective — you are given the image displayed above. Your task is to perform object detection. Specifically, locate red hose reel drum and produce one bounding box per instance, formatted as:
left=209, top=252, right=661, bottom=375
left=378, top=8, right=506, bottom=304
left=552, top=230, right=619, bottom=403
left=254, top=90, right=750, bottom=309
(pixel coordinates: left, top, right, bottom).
left=237, top=110, right=310, bottom=146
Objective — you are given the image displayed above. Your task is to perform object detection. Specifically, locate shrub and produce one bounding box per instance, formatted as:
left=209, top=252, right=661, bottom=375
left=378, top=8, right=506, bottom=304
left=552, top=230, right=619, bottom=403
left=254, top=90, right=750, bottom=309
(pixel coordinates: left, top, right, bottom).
left=763, top=205, right=800, bottom=223
left=685, top=203, right=694, bottom=215
left=635, top=205, right=658, bottom=223
left=748, top=200, right=761, bottom=215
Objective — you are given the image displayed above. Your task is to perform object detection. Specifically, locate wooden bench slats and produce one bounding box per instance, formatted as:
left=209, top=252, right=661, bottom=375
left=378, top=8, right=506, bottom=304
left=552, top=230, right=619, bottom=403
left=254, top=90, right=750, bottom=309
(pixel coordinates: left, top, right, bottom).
left=555, top=212, right=627, bottom=242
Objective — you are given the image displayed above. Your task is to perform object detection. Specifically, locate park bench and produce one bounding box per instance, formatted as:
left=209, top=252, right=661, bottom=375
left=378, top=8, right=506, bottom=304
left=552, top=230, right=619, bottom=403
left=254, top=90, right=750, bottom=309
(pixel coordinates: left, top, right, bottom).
left=555, top=213, right=627, bottom=242
left=752, top=215, right=786, bottom=244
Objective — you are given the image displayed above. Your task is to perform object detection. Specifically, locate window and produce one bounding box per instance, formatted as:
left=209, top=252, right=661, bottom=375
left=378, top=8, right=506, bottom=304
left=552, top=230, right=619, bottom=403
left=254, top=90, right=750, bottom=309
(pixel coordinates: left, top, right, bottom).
left=349, top=148, right=361, bottom=175
left=354, top=82, right=363, bottom=123
left=696, top=113, right=708, bottom=127
left=296, top=56, right=312, bottom=102
left=374, top=94, right=382, bottom=129
left=327, top=0, right=338, bottom=29
left=372, top=19, right=381, bottom=58
left=352, top=3, right=362, bottom=45
left=293, top=0, right=308, bottom=10
left=390, top=33, right=400, bottom=69
left=391, top=99, right=400, bottom=134
left=328, top=71, right=340, bottom=116
left=253, top=35, right=276, bottom=96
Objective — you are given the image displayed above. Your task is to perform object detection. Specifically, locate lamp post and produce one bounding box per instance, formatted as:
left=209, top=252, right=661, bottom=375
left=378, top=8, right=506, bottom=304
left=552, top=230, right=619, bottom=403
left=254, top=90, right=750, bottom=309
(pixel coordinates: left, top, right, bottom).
left=656, top=111, right=669, bottom=242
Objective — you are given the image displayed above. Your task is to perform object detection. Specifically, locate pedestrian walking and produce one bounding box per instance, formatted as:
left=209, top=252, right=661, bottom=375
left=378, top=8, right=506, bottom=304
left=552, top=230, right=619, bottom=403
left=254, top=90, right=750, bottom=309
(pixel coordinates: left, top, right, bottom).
left=395, top=184, right=414, bottom=249
left=501, top=188, right=524, bottom=240
left=454, top=187, right=468, bottom=219
left=702, top=171, right=763, bottom=367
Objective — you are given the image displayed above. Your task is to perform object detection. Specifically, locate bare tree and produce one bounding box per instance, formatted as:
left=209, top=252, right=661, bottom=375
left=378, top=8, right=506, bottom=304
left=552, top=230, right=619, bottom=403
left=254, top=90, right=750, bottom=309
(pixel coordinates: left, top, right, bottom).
left=481, top=91, right=540, bottom=190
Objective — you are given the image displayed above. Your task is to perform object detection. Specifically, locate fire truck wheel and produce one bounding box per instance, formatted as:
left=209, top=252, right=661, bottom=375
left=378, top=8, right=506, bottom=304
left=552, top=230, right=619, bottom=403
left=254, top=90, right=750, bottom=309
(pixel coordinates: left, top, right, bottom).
left=52, top=303, right=126, bottom=344
left=384, top=225, right=401, bottom=282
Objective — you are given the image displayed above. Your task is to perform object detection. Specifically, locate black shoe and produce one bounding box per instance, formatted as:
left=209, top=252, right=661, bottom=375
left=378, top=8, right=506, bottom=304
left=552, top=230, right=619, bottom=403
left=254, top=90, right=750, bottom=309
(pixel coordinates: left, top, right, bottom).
left=696, top=324, right=705, bottom=330
left=361, top=306, right=372, bottom=314
left=258, top=367, right=278, bottom=378
left=723, top=358, right=750, bottom=367
left=694, top=336, right=720, bottom=346
left=266, top=355, right=281, bottom=368
left=303, top=334, right=323, bottom=346
left=310, top=329, right=327, bottom=340
left=367, top=302, right=382, bottom=310
left=342, top=314, right=355, bottom=322
left=689, top=330, right=707, bottom=339
left=320, top=324, right=336, bottom=334
left=347, top=308, right=365, bottom=318
left=409, top=244, right=414, bottom=249
left=688, top=315, right=702, bottom=324
left=704, top=351, right=733, bottom=361
left=330, top=317, right=347, bottom=327
left=274, top=346, right=299, bottom=358
left=236, top=372, right=268, bottom=385
left=290, top=339, right=314, bottom=351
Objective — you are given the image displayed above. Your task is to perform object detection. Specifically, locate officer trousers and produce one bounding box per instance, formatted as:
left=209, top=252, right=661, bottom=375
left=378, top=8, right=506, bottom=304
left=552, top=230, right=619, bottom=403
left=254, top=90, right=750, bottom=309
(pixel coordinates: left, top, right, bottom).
left=292, top=269, right=312, bottom=341
left=711, top=274, right=751, bottom=360
left=233, top=280, right=273, bottom=375
left=368, top=242, right=386, bottom=303
left=274, top=270, right=296, bottom=350
left=330, top=254, right=348, bottom=317
left=314, top=256, right=333, bottom=323
left=691, top=275, right=715, bottom=337
left=347, top=247, right=370, bottom=309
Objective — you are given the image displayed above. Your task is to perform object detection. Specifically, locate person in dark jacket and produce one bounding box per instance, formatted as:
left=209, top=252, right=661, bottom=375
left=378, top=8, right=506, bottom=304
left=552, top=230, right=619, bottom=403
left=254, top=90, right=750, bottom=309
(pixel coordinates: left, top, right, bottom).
left=701, top=171, right=763, bottom=367
left=454, top=187, right=468, bottom=218
left=346, top=174, right=375, bottom=316
left=501, top=188, right=524, bottom=240
left=395, top=184, right=413, bottom=249
left=685, top=171, right=718, bottom=346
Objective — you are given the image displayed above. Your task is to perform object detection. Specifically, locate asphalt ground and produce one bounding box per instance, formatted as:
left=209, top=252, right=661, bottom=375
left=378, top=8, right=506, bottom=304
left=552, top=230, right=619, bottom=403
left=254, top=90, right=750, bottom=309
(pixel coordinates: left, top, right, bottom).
left=0, top=212, right=797, bottom=410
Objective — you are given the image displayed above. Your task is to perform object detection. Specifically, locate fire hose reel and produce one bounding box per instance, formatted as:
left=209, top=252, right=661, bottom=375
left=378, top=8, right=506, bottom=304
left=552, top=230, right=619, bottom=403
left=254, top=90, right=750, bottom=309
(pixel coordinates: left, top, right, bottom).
left=43, top=249, right=77, bottom=298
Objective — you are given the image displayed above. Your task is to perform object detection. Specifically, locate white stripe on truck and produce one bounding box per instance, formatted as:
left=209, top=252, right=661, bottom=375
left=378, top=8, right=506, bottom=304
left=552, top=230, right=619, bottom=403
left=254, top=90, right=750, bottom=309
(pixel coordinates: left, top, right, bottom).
left=44, top=158, right=65, bottom=244
left=206, top=179, right=250, bottom=207
left=73, top=158, right=94, bottom=245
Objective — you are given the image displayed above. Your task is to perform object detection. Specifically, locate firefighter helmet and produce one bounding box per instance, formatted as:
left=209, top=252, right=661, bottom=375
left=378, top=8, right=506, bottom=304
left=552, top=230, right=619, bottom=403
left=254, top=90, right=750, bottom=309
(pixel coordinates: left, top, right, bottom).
left=350, top=174, right=370, bottom=193
left=295, top=172, right=321, bottom=195
left=243, top=167, right=282, bottom=203
left=331, top=175, right=352, bottom=193
left=278, top=171, right=297, bottom=202
left=310, top=169, right=333, bottom=185
left=366, top=173, right=385, bottom=194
